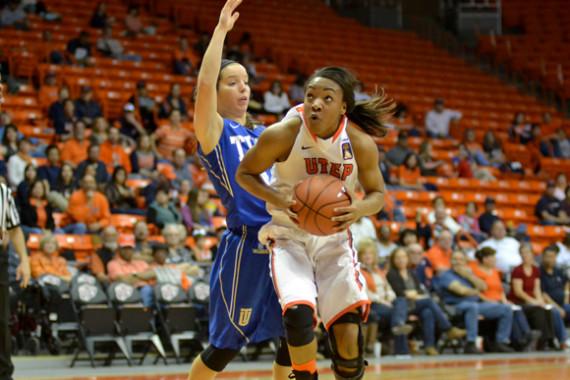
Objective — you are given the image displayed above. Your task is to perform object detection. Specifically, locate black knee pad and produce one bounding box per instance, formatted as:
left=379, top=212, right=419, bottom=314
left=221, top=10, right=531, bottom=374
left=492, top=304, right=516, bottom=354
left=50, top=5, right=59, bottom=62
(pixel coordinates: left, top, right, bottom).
left=328, top=313, right=366, bottom=380
left=284, top=304, right=315, bottom=347
left=200, top=345, right=239, bottom=372
left=275, top=337, right=292, bottom=367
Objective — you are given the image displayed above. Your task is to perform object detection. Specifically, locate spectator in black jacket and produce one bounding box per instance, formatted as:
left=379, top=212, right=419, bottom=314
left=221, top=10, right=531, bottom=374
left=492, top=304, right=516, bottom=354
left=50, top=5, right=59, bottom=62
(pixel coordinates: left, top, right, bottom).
left=66, top=30, right=92, bottom=66
left=15, top=164, right=37, bottom=209
left=479, top=197, right=500, bottom=235
left=37, top=144, right=61, bottom=189
left=75, top=143, right=108, bottom=186
left=20, top=180, right=56, bottom=235
left=74, top=86, right=102, bottom=126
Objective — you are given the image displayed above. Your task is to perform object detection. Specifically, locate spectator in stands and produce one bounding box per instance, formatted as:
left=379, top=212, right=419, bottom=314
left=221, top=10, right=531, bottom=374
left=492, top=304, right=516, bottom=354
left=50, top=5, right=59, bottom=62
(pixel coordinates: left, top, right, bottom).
left=418, top=141, right=447, bottom=177
left=553, top=172, right=567, bottom=201
left=288, top=74, right=306, bottom=105
left=124, top=5, right=144, bottom=36
left=388, top=247, right=466, bottom=356
left=48, top=86, right=71, bottom=136
left=107, top=241, right=154, bottom=307
left=99, top=127, right=131, bottom=174
left=427, top=196, right=462, bottom=235
left=358, top=239, right=411, bottom=355
left=147, top=185, right=181, bottom=229
left=133, top=221, right=153, bottom=262
left=105, top=166, right=138, bottom=214
left=454, top=144, right=495, bottom=182
left=172, top=148, right=193, bottom=189
left=192, top=230, right=214, bottom=263
left=425, top=98, right=462, bottom=138
left=1, top=124, right=20, bottom=159
left=90, top=226, right=119, bottom=283
left=508, top=243, right=561, bottom=350
left=458, top=202, right=485, bottom=242
left=48, top=162, right=76, bottom=211
left=90, top=116, right=108, bottom=145
left=119, top=102, right=146, bottom=140
left=478, top=196, right=499, bottom=236
left=66, top=173, right=110, bottom=234
left=551, top=128, right=570, bottom=159
left=30, top=234, right=70, bottom=281
left=60, top=121, right=89, bottom=167
left=37, top=144, right=61, bottom=189
left=528, top=124, right=553, bottom=157
left=399, top=228, right=419, bottom=247
left=15, top=163, right=36, bottom=208
left=193, top=32, right=209, bottom=56
left=90, top=2, right=111, bottom=29
left=162, top=223, right=192, bottom=264
left=471, top=247, right=536, bottom=351
left=482, top=131, right=506, bottom=167
left=129, top=81, right=157, bottom=133
left=172, top=36, right=195, bottom=76
left=397, top=153, right=423, bottom=190
left=541, top=246, right=570, bottom=324
left=153, top=109, right=194, bottom=159
left=181, top=188, right=214, bottom=234
left=556, top=233, right=570, bottom=270
left=138, top=244, right=196, bottom=290
left=75, top=143, right=109, bottom=185
left=424, top=230, right=453, bottom=274
left=479, top=219, right=521, bottom=274
left=130, top=134, right=158, bottom=179
left=0, top=0, right=28, bottom=29
left=462, top=128, right=488, bottom=166
left=437, top=250, right=514, bottom=353
left=406, top=243, right=433, bottom=289
left=74, top=86, right=102, bottom=126
left=41, top=31, right=65, bottom=64
left=377, top=147, right=392, bottom=186
left=509, top=112, right=532, bottom=144
left=376, top=225, right=397, bottom=261
left=389, top=103, right=420, bottom=136
left=387, top=130, right=413, bottom=166
left=263, top=80, right=290, bottom=117
left=353, top=81, right=370, bottom=102
left=160, top=83, right=188, bottom=120
left=66, top=30, right=92, bottom=66
left=535, top=180, right=569, bottom=226
left=7, top=138, right=32, bottom=188
left=560, top=186, right=570, bottom=227
left=20, top=180, right=56, bottom=235
left=97, top=26, right=141, bottom=62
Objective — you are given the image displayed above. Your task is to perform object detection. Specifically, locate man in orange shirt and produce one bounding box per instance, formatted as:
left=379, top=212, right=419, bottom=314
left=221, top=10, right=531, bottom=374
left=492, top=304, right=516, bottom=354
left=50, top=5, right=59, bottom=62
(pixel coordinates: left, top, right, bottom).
left=60, top=121, right=89, bottom=167
left=107, top=241, right=154, bottom=307
left=99, top=127, right=131, bottom=174
left=153, top=109, right=194, bottom=159
left=65, top=174, right=111, bottom=234
left=424, top=230, right=454, bottom=274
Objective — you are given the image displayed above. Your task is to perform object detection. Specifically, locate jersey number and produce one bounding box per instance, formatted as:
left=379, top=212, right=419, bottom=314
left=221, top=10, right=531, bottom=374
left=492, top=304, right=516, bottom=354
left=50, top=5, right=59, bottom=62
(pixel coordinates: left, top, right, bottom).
left=230, top=135, right=271, bottom=184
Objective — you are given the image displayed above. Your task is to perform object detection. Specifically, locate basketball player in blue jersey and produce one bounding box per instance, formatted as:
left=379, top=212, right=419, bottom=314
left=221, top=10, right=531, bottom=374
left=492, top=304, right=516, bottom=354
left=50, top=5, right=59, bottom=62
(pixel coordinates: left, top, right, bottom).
left=187, top=1, right=290, bottom=379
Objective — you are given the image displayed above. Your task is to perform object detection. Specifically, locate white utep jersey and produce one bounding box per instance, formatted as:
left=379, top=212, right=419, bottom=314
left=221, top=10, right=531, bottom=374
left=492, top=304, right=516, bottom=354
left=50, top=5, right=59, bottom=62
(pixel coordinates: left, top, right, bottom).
left=268, top=105, right=359, bottom=229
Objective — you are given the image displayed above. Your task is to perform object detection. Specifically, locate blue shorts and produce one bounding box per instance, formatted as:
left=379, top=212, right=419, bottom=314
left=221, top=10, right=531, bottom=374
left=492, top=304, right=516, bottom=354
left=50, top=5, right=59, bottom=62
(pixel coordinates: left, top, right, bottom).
left=209, top=226, right=283, bottom=350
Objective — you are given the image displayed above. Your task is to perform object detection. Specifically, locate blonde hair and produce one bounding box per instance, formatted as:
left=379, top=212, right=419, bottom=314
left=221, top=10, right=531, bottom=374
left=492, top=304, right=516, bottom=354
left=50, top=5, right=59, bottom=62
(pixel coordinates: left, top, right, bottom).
left=357, top=238, right=378, bottom=265
left=40, top=234, right=59, bottom=252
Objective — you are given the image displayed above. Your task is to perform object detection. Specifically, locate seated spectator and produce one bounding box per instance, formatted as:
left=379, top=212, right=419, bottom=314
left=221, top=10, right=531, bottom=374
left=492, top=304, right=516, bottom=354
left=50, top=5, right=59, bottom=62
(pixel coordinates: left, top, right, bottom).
left=99, top=127, right=131, bottom=174
left=509, top=112, right=532, bottom=144
left=136, top=244, right=198, bottom=291
left=153, top=110, right=194, bottom=159
left=454, top=144, right=495, bottom=182
left=388, top=247, right=466, bottom=355
left=119, top=102, right=146, bottom=140
left=471, top=247, right=536, bottom=350
left=172, top=36, right=195, bottom=76
left=387, top=130, right=413, bottom=166
left=377, top=147, right=392, bottom=186
left=37, top=145, right=61, bottom=189
left=349, top=215, right=377, bottom=249
left=159, top=83, right=188, bottom=119
left=133, top=221, right=153, bottom=262
left=556, top=233, right=570, bottom=270
left=39, top=71, right=59, bottom=109
left=20, top=180, right=56, bottom=235
left=462, top=128, right=489, bottom=166
left=425, top=98, right=461, bottom=138
left=193, top=32, right=209, bottom=56
left=482, top=131, right=506, bottom=167
left=7, top=138, right=33, bottom=188
left=105, top=166, right=138, bottom=214
left=376, top=225, right=397, bottom=261
left=561, top=186, right=570, bottom=227
left=181, top=188, right=214, bottom=234
left=162, top=223, right=192, bottom=264
left=66, top=30, right=92, bottom=66
left=407, top=243, right=433, bottom=289
left=424, top=230, right=454, bottom=274
left=427, top=196, right=462, bottom=236
left=458, top=202, right=485, bottom=242
left=124, top=5, right=143, bottom=36
left=263, top=80, right=290, bottom=116
left=354, top=81, right=371, bottom=101
left=479, top=219, right=521, bottom=274
left=389, top=103, right=420, bottom=136
left=527, top=124, right=554, bottom=159
left=418, top=141, right=449, bottom=177
left=48, top=87, right=71, bottom=136
left=1, top=124, right=20, bottom=159
left=107, top=242, right=154, bottom=307
left=541, top=245, right=570, bottom=325
left=65, top=174, right=111, bottom=234
left=15, top=163, right=37, bottom=208
left=535, top=180, right=569, bottom=226
left=437, top=250, right=514, bottom=353
left=147, top=186, right=181, bottom=229
left=97, top=26, right=141, bottom=62
left=191, top=230, right=213, bottom=263
left=129, top=81, right=157, bottom=133
left=1, top=0, right=28, bottom=29
left=75, top=143, right=109, bottom=185
left=399, top=228, right=419, bottom=247
left=74, top=86, right=102, bottom=126
left=60, top=121, right=89, bottom=167
left=508, top=243, right=566, bottom=350
left=288, top=74, right=305, bottom=105
left=397, top=153, right=423, bottom=190
left=172, top=148, right=193, bottom=189
left=553, top=172, right=567, bottom=201
left=87, top=225, right=119, bottom=284
left=478, top=197, right=500, bottom=236
left=90, top=2, right=112, bottom=28
left=130, top=134, right=158, bottom=179
left=551, top=128, right=570, bottom=159
left=48, top=162, right=76, bottom=211
left=358, top=239, right=411, bottom=356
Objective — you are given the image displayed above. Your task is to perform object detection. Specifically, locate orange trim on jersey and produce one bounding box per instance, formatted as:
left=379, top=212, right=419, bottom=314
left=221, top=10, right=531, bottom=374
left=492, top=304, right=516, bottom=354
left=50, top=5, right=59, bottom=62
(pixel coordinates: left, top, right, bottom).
left=325, top=300, right=372, bottom=331
left=297, top=104, right=318, bottom=143
left=332, top=116, right=348, bottom=143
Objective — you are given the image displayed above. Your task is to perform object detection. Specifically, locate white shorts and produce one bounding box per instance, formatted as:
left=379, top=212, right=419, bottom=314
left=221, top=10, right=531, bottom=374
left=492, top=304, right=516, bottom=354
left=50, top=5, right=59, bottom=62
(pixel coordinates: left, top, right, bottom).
left=259, top=223, right=370, bottom=329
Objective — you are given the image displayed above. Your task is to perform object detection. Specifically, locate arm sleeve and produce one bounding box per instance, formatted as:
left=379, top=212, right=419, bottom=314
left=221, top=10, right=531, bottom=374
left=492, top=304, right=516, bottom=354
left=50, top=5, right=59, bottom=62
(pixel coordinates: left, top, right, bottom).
left=4, top=187, right=21, bottom=229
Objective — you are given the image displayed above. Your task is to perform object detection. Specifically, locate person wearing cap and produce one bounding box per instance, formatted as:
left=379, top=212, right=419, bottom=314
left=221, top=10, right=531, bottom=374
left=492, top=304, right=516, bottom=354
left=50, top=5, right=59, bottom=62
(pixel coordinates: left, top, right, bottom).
left=478, top=196, right=499, bottom=236
left=120, top=102, right=147, bottom=140
left=107, top=240, right=154, bottom=307
left=478, top=220, right=521, bottom=274
left=387, top=130, right=414, bottom=166
left=535, top=180, right=570, bottom=226
left=74, top=86, right=102, bottom=126
left=425, top=98, right=462, bottom=138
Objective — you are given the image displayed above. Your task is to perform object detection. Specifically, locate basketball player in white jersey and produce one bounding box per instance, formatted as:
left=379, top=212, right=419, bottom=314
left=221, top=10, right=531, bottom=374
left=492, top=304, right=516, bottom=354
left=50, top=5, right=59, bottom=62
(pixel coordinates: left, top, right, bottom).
left=237, top=67, right=394, bottom=380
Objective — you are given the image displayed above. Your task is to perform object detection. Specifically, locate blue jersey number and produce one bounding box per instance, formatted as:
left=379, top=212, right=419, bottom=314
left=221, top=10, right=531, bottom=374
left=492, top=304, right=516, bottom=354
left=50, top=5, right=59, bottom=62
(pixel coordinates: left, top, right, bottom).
left=230, top=135, right=270, bottom=184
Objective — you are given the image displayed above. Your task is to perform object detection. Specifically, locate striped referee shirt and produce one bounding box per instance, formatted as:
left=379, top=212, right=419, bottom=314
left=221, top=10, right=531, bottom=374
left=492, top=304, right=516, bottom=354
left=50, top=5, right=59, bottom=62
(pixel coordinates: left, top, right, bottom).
left=0, top=182, right=21, bottom=241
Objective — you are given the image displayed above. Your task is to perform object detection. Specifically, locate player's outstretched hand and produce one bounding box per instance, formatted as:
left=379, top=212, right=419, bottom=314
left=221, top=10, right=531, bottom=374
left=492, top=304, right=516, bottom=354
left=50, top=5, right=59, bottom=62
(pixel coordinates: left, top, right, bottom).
left=218, top=0, right=242, bottom=32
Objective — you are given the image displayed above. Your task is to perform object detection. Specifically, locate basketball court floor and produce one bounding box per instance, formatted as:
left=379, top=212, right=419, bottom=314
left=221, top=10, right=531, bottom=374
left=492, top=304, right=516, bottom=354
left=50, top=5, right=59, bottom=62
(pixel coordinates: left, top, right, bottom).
left=14, top=353, right=570, bottom=380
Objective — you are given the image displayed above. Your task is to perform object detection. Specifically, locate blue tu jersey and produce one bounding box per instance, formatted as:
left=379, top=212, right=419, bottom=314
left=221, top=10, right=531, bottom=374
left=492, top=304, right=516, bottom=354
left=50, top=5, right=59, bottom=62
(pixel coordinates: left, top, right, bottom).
left=198, top=119, right=271, bottom=230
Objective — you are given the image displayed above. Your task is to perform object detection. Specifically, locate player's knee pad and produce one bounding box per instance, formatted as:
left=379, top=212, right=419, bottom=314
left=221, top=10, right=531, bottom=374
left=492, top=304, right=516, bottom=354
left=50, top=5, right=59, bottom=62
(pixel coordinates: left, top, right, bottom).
left=275, top=337, right=292, bottom=367
left=328, top=313, right=366, bottom=380
left=200, top=345, right=239, bottom=372
left=284, top=304, right=315, bottom=347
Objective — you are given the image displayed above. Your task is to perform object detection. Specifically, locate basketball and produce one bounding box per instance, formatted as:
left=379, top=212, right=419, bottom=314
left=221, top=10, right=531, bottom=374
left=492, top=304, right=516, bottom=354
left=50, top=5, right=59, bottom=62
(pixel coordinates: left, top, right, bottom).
left=292, top=175, right=352, bottom=236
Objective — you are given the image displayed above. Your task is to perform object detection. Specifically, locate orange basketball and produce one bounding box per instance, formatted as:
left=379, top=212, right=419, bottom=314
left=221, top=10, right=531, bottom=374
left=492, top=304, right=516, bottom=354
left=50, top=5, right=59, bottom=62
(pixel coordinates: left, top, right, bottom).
left=291, top=175, right=352, bottom=236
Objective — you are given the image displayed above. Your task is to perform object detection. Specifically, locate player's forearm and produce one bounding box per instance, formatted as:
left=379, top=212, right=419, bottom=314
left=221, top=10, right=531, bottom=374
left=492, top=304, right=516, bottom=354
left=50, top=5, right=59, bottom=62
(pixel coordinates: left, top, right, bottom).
left=358, top=191, right=384, bottom=217
left=8, top=227, right=28, bottom=263
left=237, top=172, right=283, bottom=207
left=197, top=26, right=227, bottom=87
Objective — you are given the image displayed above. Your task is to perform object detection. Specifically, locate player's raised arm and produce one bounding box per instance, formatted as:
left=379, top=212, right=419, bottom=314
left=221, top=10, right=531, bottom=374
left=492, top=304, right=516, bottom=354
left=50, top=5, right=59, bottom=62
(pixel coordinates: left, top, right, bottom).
left=236, top=119, right=299, bottom=209
left=194, top=0, right=242, bottom=154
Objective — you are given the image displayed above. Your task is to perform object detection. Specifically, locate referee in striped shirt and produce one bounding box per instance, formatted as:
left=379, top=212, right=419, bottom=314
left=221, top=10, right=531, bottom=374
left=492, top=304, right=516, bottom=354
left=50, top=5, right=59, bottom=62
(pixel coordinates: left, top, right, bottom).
left=0, top=75, right=31, bottom=380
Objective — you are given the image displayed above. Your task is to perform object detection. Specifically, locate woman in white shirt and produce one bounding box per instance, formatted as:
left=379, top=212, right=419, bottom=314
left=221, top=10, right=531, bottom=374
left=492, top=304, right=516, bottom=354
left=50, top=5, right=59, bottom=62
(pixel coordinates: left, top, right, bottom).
left=263, top=80, right=290, bottom=116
